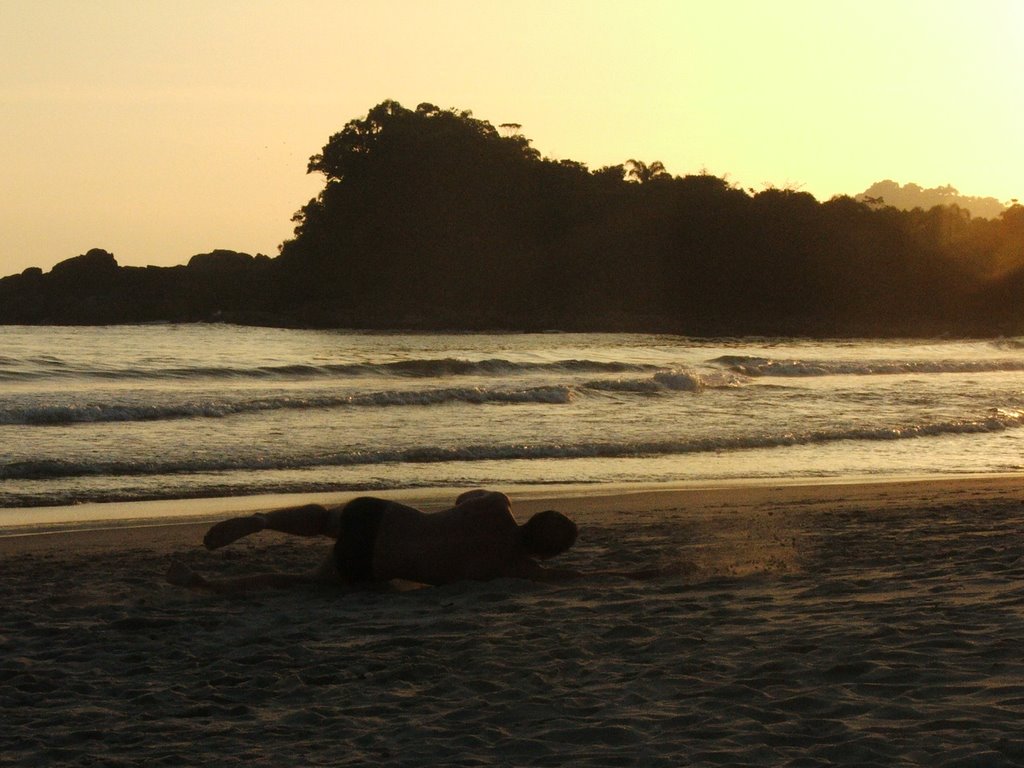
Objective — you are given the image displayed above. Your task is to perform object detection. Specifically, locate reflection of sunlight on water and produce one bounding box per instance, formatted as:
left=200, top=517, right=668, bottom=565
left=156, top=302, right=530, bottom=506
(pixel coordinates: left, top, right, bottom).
left=3, top=428, right=1018, bottom=512
left=5, top=327, right=1024, bottom=509
left=476, top=431, right=1021, bottom=486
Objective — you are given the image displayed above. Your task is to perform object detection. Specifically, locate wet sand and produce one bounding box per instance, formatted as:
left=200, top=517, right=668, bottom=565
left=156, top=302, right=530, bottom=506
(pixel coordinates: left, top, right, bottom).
left=3, top=478, right=1024, bottom=766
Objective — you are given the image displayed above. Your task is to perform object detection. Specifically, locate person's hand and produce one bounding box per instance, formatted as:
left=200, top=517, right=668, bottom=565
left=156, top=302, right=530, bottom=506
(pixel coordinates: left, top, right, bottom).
left=203, top=514, right=265, bottom=550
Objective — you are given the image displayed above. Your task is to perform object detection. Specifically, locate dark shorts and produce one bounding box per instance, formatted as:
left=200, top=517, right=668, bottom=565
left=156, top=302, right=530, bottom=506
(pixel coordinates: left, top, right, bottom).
left=333, top=497, right=388, bottom=583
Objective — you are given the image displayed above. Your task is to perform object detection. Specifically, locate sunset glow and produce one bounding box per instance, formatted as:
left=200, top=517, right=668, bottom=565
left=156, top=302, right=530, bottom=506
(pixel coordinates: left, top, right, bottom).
left=2, top=0, right=1021, bottom=274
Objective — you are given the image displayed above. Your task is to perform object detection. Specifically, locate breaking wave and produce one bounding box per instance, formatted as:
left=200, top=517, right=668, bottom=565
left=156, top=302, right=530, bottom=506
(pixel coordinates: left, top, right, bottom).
left=6, top=409, right=1021, bottom=482
left=585, top=369, right=742, bottom=394
left=0, top=385, right=576, bottom=425
left=0, top=356, right=657, bottom=383
left=0, top=369, right=745, bottom=426
left=712, top=355, right=1024, bottom=378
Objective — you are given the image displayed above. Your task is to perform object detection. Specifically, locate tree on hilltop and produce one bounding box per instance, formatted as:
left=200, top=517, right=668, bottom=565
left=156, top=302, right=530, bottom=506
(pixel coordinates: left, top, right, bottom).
left=625, top=159, right=670, bottom=184
left=278, top=100, right=554, bottom=323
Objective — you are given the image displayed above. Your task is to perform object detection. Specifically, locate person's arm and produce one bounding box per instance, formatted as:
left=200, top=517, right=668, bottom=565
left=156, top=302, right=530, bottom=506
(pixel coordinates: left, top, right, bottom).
left=166, top=561, right=332, bottom=595
left=203, top=503, right=333, bottom=550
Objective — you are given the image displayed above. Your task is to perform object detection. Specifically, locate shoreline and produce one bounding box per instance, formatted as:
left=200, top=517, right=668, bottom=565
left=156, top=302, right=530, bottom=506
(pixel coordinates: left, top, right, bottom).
left=3, top=473, right=1021, bottom=555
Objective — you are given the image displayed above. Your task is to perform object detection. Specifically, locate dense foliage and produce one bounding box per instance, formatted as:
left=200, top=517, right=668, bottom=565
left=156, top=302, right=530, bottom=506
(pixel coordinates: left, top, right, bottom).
left=2, top=100, right=1023, bottom=335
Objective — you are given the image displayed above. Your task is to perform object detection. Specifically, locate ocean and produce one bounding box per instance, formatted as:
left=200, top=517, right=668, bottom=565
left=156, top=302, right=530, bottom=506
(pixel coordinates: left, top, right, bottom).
left=1, top=324, right=1022, bottom=511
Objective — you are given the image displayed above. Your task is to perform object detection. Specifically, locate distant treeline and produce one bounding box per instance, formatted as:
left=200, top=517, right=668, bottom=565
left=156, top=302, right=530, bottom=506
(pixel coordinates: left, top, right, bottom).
left=2, top=100, right=1023, bottom=336
left=856, top=179, right=1008, bottom=221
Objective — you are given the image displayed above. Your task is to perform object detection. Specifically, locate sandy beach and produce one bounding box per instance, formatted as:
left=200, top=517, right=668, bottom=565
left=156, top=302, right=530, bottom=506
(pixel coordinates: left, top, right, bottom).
left=3, top=477, right=1024, bottom=766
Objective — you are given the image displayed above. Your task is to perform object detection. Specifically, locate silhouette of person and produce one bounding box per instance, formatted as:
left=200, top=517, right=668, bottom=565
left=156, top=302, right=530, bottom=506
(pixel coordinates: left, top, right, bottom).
left=167, top=490, right=581, bottom=593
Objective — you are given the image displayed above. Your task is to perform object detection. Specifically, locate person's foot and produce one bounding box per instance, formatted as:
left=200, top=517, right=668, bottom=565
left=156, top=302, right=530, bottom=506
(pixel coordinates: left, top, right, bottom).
left=203, top=515, right=264, bottom=550
left=166, top=561, right=207, bottom=588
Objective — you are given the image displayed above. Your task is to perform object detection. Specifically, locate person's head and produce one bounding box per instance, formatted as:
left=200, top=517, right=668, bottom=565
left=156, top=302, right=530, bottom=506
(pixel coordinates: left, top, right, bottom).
left=520, top=510, right=578, bottom=559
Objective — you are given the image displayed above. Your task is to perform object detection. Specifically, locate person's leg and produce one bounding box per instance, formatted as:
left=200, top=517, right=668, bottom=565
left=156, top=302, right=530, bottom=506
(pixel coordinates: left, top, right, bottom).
left=332, top=498, right=389, bottom=583
left=166, top=553, right=338, bottom=595
left=203, top=503, right=334, bottom=550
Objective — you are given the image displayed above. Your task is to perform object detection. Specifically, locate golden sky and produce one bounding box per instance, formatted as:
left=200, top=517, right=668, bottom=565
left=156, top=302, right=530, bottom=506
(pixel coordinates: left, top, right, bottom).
left=2, top=0, right=1021, bottom=274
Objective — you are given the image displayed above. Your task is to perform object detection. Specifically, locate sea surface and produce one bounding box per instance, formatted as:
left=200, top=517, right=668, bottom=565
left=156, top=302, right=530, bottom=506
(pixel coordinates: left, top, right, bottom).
left=1, top=325, right=1022, bottom=510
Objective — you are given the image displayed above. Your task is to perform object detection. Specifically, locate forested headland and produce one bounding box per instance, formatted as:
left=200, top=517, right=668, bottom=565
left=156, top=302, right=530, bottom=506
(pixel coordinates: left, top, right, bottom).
left=2, top=100, right=1023, bottom=336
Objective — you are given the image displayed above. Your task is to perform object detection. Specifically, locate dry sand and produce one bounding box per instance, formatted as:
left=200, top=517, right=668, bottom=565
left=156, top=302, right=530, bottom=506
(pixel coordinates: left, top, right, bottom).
left=3, top=478, right=1024, bottom=766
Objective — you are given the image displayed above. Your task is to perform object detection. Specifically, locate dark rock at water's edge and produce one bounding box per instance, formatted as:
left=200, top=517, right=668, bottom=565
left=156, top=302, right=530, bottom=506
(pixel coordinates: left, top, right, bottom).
left=0, top=248, right=280, bottom=326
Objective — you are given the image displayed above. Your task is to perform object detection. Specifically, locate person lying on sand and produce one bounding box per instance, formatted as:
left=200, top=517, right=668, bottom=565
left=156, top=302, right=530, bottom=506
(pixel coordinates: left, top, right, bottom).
left=167, top=490, right=597, bottom=594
